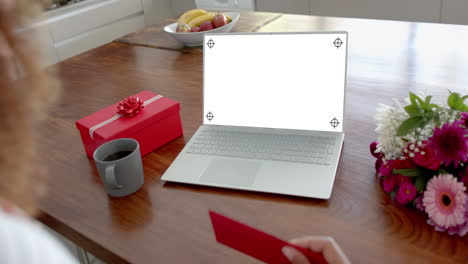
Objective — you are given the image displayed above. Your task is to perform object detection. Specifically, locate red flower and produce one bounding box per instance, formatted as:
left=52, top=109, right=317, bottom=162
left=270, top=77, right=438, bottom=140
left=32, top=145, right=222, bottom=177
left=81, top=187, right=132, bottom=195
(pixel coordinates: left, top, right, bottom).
left=460, top=112, right=468, bottom=128
left=117, top=96, right=144, bottom=116
left=370, top=142, right=385, bottom=173
left=396, top=182, right=417, bottom=205
left=413, top=144, right=440, bottom=170
left=370, top=142, right=383, bottom=158
left=375, top=159, right=383, bottom=172
left=429, top=121, right=468, bottom=167
left=379, top=161, right=393, bottom=177
left=383, top=176, right=397, bottom=193
left=395, top=174, right=412, bottom=184
left=392, top=158, right=416, bottom=170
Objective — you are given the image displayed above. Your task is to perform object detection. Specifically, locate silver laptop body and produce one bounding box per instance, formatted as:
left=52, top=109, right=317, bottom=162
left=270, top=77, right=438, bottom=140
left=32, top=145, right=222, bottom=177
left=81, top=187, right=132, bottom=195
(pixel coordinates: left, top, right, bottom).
left=162, top=32, right=348, bottom=199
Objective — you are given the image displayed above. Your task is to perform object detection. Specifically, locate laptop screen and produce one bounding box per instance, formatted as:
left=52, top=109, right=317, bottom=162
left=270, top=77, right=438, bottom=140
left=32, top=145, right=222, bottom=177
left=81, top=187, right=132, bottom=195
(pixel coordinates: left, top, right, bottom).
left=203, top=32, right=347, bottom=133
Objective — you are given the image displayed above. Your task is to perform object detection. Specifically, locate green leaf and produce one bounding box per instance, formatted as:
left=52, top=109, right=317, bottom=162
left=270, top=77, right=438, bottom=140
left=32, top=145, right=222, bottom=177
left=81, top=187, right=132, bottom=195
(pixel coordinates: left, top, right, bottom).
left=423, top=96, right=432, bottom=111
left=396, top=116, right=424, bottom=137
left=415, top=175, right=428, bottom=192
left=393, top=168, right=424, bottom=177
left=409, top=92, right=418, bottom=106
left=416, top=96, right=425, bottom=107
left=424, top=95, right=432, bottom=105
left=434, top=112, right=441, bottom=127
left=447, top=92, right=468, bottom=111
left=447, top=92, right=460, bottom=109
left=438, top=168, right=448, bottom=175
left=404, top=105, right=421, bottom=117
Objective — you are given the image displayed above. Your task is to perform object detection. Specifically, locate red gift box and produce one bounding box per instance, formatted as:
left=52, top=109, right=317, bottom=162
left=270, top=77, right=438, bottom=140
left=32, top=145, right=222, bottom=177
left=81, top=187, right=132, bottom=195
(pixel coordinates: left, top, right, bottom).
left=76, top=91, right=183, bottom=157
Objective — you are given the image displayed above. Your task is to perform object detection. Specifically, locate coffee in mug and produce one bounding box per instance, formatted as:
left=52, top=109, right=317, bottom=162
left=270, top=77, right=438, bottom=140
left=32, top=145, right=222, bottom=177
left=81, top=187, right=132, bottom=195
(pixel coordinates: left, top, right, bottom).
left=93, top=138, right=144, bottom=197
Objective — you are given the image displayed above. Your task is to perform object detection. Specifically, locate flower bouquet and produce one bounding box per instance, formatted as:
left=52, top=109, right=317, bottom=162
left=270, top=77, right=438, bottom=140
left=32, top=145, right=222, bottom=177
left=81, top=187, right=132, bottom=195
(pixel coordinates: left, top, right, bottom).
left=370, top=92, right=468, bottom=236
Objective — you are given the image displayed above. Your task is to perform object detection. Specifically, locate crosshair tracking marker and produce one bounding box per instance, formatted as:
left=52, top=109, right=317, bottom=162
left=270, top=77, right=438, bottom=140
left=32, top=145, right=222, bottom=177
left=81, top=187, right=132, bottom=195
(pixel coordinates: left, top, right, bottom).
left=330, top=117, right=340, bottom=128
left=206, top=112, right=214, bottom=121
left=207, top=39, right=215, bottom=49
left=333, top=37, right=343, bottom=48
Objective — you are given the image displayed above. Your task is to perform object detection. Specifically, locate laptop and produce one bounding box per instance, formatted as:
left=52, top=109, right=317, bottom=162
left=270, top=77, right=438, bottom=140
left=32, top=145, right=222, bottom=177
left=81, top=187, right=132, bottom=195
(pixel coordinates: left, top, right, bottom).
left=161, top=32, right=347, bottom=199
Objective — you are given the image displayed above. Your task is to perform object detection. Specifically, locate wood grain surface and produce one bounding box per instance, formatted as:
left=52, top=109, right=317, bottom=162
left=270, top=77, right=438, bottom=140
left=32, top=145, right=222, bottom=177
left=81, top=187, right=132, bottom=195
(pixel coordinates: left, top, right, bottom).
left=115, top=12, right=282, bottom=53
left=37, top=13, right=468, bottom=264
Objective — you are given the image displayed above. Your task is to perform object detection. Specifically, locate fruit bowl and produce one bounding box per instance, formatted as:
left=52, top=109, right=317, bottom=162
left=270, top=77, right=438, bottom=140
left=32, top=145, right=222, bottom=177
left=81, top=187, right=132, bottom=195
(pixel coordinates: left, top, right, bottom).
left=164, top=12, right=239, bottom=46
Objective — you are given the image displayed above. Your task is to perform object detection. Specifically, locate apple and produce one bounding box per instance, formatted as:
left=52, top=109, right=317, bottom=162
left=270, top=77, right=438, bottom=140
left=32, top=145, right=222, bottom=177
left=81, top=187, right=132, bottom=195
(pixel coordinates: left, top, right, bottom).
left=191, top=27, right=201, bottom=32
left=200, top=21, right=214, bottom=31
left=177, top=24, right=191, bottom=33
left=212, top=13, right=227, bottom=28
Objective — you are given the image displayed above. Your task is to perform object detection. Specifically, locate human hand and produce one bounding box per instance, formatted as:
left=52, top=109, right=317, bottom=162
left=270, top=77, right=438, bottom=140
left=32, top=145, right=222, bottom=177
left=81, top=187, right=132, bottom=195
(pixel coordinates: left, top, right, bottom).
left=282, top=236, right=350, bottom=264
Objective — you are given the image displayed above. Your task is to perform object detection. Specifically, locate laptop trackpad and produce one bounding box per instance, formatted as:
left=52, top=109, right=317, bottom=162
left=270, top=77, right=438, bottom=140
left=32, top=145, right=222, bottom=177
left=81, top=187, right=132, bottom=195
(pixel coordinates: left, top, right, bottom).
left=199, top=158, right=260, bottom=187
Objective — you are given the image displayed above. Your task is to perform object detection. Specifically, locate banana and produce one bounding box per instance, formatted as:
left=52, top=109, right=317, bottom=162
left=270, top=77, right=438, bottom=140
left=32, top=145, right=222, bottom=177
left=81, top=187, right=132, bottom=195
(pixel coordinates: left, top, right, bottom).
left=226, top=14, right=232, bottom=23
left=187, top=13, right=216, bottom=28
left=177, top=9, right=207, bottom=26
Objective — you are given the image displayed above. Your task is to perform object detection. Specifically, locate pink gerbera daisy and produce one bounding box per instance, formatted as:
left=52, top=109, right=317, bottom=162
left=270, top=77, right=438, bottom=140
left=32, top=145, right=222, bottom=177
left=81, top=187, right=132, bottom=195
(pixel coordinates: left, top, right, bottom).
left=428, top=121, right=468, bottom=167
left=462, top=175, right=468, bottom=191
left=414, top=195, right=425, bottom=211
left=427, top=201, right=468, bottom=236
left=423, top=174, right=467, bottom=228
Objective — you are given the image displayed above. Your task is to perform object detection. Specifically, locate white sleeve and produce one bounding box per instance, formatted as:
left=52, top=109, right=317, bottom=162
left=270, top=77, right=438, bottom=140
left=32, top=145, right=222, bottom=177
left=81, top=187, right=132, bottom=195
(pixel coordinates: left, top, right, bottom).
left=0, top=212, right=78, bottom=264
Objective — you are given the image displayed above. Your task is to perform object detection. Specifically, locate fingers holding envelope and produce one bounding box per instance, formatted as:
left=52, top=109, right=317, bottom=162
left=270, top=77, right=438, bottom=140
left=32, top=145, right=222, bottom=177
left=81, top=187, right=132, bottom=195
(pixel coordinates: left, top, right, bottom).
left=282, top=236, right=350, bottom=264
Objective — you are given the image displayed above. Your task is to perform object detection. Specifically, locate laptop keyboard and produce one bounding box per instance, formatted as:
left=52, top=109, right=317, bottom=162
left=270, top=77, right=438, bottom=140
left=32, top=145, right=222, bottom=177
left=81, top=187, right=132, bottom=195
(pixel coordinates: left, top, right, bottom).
left=186, top=129, right=337, bottom=165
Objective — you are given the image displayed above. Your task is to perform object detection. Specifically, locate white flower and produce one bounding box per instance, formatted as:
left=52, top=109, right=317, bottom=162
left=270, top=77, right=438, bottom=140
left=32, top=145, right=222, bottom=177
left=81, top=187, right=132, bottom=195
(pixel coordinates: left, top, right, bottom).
left=374, top=94, right=458, bottom=161
left=374, top=99, right=408, bottom=160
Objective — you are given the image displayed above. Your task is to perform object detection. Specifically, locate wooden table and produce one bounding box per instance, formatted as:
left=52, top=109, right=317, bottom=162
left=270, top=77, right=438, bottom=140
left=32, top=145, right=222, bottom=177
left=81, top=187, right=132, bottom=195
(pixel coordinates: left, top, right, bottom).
left=38, top=12, right=468, bottom=264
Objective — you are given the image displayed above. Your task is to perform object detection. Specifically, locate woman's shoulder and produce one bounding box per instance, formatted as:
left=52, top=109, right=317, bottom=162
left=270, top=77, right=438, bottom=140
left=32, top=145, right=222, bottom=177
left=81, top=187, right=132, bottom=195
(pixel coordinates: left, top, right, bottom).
left=0, top=210, right=78, bottom=264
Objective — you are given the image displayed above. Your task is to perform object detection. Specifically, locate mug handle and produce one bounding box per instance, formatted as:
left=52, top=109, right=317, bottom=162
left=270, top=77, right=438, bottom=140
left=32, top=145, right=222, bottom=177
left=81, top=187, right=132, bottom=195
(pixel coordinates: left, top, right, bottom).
left=105, top=164, right=123, bottom=189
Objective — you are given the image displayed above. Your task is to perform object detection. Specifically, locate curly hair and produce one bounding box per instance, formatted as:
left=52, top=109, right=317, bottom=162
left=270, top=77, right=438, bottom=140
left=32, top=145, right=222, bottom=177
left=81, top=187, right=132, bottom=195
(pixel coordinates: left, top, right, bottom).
left=0, top=0, right=60, bottom=215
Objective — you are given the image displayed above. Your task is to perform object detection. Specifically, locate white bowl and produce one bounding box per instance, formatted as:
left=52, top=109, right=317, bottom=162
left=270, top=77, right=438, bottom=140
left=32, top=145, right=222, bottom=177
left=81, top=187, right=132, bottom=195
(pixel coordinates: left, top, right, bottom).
left=163, top=12, right=240, bottom=46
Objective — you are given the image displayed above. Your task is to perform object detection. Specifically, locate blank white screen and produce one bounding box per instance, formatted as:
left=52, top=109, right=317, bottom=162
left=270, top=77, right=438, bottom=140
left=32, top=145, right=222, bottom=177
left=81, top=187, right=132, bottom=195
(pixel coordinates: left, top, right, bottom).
left=203, top=32, right=347, bottom=132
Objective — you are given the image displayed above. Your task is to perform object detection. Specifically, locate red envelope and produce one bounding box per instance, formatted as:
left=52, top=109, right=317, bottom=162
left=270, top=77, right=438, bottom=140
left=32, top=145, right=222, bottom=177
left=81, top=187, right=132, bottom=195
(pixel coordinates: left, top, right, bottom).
left=209, top=211, right=327, bottom=264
